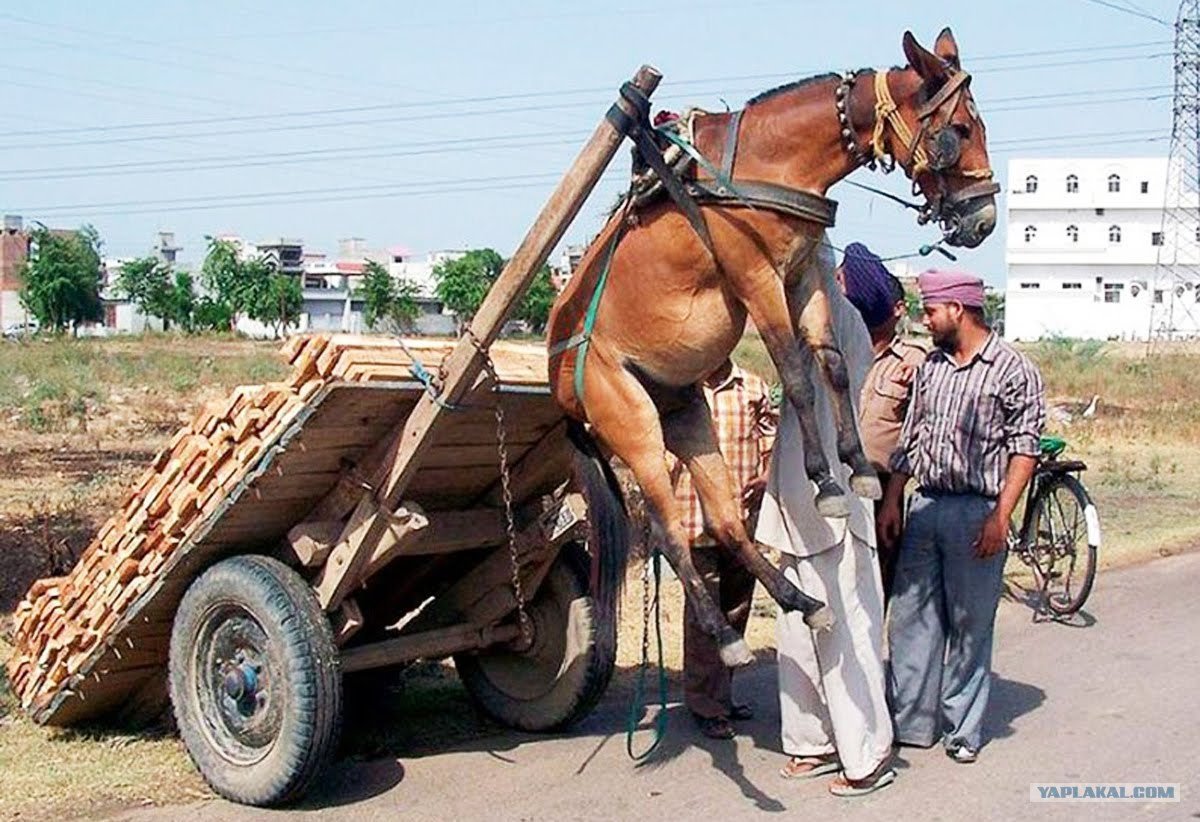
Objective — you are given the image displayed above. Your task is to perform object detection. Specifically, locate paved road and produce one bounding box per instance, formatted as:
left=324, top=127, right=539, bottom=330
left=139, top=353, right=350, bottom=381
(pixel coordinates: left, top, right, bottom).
left=121, top=552, right=1200, bottom=821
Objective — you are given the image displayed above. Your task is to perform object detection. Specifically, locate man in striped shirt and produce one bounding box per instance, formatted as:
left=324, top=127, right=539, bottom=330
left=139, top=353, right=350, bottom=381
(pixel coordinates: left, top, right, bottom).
left=879, top=269, right=1046, bottom=765
left=670, top=359, right=776, bottom=740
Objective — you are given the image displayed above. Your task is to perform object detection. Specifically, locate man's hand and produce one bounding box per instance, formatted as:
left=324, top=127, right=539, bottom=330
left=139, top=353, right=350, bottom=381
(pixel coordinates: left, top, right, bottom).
left=973, top=510, right=1009, bottom=559
left=877, top=497, right=903, bottom=549
left=742, top=474, right=768, bottom=510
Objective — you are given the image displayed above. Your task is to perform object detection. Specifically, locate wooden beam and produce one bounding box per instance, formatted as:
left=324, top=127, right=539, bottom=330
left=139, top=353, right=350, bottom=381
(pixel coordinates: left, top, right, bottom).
left=282, top=519, right=345, bottom=567
left=331, top=598, right=364, bottom=647
left=340, top=622, right=522, bottom=674
left=302, top=65, right=661, bottom=604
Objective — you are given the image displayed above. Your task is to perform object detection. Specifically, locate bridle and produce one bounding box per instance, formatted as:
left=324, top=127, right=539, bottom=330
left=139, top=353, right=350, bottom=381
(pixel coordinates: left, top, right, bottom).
left=836, top=68, right=1000, bottom=233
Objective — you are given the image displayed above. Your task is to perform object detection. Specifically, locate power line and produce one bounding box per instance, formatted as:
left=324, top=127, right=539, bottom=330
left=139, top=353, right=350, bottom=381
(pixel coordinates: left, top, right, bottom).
left=1081, top=0, right=1173, bottom=26
left=0, top=51, right=1172, bottom=152
left=0, top=89, right=1172, bottom=183
left=10, top=130, right=1176, bottom=220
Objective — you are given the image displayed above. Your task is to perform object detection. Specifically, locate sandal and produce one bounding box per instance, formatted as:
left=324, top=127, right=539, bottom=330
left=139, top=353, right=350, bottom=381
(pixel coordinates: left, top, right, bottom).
left=828, top=758, right=897, bottom=797
left=779, top=754, right=840, bottom=779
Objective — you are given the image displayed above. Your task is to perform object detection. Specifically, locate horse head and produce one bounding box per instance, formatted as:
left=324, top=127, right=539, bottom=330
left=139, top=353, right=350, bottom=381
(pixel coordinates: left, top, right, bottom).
left=881, top=28, right=999, bottom=248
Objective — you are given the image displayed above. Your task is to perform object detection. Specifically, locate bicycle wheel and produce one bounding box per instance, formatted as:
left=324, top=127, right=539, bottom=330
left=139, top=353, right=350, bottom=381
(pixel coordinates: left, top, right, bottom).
left=1027, top=473, right=1100, bottom=616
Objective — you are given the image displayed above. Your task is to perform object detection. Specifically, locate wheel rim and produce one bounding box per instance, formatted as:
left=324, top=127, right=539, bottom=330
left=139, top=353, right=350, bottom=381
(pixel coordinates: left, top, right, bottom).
left=191, top=602, right=282, bottom=766
left=1033, top=484, right=1093, bottom=611
left=470, top=569, right=588, bottom=702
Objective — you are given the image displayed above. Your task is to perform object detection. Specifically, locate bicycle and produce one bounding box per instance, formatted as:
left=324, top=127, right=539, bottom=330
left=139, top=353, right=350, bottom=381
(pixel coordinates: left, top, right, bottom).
left=1007, top=435, right=1101, bottom=619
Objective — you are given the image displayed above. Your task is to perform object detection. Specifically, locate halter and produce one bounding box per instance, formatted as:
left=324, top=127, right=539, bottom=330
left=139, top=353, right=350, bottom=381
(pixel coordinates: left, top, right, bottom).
left=837, top=68, right=999, bottom=232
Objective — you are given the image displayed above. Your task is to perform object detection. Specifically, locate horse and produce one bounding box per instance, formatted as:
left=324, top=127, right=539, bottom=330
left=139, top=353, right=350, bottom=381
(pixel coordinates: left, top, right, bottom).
left=549, top=29, right=998, bottom=667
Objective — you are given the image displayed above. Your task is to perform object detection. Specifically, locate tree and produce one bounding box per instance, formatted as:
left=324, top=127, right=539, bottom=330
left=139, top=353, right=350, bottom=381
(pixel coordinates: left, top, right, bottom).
left=984, top=291, right=1005, bottom=335
left=19, top=224, right=104, bottom=334
left=168, top=270, right=198, bottom=331
left=432, top=249, right=504, bottom=326
left=432, top=249, right=555, bottom=334
left=199, top=238, right=302, bottom=337
left=200, top=237, right=253, bottom=330
left=359, top=260, right=421, bottom=333
left=248, top=270, right=303, bottom=337
left=114, top=256, right=175, bottom=330
left=516, top=265, right=556, bottom=334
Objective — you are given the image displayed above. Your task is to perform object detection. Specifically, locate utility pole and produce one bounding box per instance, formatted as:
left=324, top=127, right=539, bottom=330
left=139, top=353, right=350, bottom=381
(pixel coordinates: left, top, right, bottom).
left=1151, top=0, right=1200, bottom=343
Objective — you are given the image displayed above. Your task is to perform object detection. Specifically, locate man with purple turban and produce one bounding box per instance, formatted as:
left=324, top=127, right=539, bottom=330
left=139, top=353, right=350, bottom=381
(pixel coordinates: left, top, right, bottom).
left=839, top=243, right=927, bottom=601
left=878, top=270, right=1046, bottom=764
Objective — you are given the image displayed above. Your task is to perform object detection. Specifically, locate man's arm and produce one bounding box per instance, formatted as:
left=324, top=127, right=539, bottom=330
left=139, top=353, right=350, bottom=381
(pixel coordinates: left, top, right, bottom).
left=973, top=359, right=1047, bottom=558
left=878, top=366, right=925, bottom=547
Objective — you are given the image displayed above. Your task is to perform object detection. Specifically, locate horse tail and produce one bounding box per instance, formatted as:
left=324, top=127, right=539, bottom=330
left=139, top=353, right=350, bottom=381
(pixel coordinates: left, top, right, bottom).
left=567, top=419, right=630, bottom=662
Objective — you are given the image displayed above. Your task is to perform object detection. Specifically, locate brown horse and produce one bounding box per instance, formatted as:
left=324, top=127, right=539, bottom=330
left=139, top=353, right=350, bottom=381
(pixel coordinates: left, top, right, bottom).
left=549, top=29, right=998, bottom=666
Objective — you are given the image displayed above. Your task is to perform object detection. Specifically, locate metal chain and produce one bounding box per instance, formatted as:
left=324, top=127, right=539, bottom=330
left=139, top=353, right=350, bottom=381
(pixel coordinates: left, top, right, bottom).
left=465, top=328, right=530, bottom=644
left=640, top=517, right=653, bottom=672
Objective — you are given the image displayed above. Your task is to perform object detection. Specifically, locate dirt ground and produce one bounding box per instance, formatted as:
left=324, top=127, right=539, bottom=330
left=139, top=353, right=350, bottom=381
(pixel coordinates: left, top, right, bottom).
left=0, top=333, right=1198, bottom=819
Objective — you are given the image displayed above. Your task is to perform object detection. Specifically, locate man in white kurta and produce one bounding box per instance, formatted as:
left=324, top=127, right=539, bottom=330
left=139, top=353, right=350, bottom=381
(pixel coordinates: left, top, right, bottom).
left=755, top=249, right=895, bottom=796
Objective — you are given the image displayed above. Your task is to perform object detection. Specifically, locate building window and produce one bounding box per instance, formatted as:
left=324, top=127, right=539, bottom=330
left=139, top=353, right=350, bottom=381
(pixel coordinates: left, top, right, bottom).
left=1141, top=181, right=1150, bottom=194
left=1154, top=290, right=1165, bottom=304
left=1020, top=282, right=1041, bottom=289
left=1104, top=283, right=1123, bottom=303
left=1025, top=175, right=1038, bottom=193
left=1024, top=225, right=1037, bottom=243
left=1063, top=282, right=1082, bottom=290
left=1152, top=232, right=1164, bottom=246
left=1109, top=225, right=1122, bottom=243
left=1066, top=174, right=1079, bottom=193
left=1108, top=174, right=1121, bottom=193
left=1066, top=224, right=1079, bottom=243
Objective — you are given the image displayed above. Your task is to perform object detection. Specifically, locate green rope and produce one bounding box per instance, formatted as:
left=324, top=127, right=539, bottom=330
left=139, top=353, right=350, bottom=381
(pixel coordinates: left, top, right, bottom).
left=626, top=548, right=669, bottom=761
left=655, top=127, right=737, bottom=194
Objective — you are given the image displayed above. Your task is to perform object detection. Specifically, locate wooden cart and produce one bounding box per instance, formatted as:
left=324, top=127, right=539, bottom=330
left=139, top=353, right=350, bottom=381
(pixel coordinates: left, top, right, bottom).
left=7, top=65, right=663, bottom=806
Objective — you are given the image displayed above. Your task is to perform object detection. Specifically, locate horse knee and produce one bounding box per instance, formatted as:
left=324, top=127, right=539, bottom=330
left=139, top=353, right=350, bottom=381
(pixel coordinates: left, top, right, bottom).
left=814, top=346, right=849, bottom=392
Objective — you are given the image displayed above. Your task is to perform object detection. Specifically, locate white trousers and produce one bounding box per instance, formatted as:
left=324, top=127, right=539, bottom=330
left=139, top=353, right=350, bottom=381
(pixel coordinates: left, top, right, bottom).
left=776, top=533, right=893, bottom=780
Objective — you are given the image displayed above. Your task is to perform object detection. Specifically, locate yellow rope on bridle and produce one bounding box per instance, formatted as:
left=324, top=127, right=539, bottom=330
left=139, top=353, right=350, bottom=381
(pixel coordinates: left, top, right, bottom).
left=871, top=70, right=993, bottom=181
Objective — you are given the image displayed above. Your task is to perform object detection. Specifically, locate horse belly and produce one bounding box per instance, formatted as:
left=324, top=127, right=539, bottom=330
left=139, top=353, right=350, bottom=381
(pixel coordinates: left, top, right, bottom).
left=604, top=286, right=746, bottom=387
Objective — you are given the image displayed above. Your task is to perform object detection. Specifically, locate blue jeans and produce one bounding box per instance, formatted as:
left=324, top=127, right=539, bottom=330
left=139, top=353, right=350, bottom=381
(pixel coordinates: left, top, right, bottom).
left=887, top=490, right=1005, bottom=751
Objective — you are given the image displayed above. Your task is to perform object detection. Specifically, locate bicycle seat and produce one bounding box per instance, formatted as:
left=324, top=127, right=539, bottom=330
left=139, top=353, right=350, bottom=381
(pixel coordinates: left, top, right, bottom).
left=1039, top=435, right=1067, bottom=458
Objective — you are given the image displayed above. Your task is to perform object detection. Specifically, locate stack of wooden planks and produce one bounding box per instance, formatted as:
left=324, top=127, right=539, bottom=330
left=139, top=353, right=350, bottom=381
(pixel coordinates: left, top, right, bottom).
left=5, top=334, right=551, bottom=718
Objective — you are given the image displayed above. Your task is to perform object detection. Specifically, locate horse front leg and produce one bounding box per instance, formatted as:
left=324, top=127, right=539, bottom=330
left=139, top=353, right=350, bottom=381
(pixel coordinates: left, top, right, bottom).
left=798, top=266, right=881, bottom=500
left=662, top=392, right=833, bottom=631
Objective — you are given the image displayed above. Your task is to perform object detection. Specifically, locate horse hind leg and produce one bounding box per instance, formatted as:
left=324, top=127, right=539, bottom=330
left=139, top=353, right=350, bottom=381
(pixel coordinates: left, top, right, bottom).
left=661, top=392, right=834, bottom=631
left=581, top=359, right=754, bottom=667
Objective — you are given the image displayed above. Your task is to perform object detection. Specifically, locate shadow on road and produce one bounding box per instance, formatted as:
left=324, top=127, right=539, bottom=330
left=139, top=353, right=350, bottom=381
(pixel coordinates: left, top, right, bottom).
left=985, top=674, right=1046, bottom=744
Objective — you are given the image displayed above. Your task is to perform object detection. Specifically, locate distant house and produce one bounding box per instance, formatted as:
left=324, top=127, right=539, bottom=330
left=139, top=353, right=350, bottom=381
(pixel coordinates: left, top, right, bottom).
left=1005, top=157, right=1200, bottom=341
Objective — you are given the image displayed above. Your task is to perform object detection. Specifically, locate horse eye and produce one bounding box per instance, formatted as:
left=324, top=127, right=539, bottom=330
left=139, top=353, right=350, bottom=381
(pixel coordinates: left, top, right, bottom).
left=952, top=123, right=971, bottom=139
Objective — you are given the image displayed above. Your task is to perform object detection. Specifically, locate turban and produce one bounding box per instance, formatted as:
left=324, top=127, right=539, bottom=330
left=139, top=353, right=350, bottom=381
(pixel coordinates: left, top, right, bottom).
left=917, top=269, right=986, bottom=308
left=842, top=242, right=903, bottom=329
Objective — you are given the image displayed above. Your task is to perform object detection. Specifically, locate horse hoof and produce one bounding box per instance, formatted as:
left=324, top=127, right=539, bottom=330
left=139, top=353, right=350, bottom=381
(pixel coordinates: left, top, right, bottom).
left=804, top=605, right=835, bottom=632
left=851, top=473, right=882, bottom=500
left=719, top=638, right=754, bottom=668
left=815, top=491, right=850, bottom=519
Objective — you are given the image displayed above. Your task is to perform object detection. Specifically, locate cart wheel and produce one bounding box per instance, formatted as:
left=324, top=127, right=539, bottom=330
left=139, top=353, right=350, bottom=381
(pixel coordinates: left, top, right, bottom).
left=169, top=555, right=342, bottom=807
left=454, top=541, right=614, bottom=731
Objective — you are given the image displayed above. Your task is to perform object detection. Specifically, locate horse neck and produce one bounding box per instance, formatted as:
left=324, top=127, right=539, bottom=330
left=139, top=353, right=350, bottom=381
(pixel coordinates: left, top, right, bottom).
left=732, top=68, right=918, bottom=195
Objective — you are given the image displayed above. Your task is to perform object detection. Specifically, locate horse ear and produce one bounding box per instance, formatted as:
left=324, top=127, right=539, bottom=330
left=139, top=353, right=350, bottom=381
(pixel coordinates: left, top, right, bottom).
left=903, top=30, right=949, bottom=81
left=934, top=27, right=961, bottom=70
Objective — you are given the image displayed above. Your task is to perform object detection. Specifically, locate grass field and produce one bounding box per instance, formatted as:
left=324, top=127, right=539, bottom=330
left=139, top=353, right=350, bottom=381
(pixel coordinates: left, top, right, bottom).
left=0, top=330, right=1197, bottom=817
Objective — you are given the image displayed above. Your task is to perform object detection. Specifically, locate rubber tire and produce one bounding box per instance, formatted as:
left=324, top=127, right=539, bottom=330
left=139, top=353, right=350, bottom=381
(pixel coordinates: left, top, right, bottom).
left=169, top=555, right=342, bottom=807
left=454, top=542, right=614, bottom=732
left=1030, top=474, right=1098, bottom=616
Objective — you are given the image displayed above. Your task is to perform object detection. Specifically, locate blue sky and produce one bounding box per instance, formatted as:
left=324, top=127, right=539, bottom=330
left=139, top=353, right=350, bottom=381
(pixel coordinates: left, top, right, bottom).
left=0, top=0, right=1179, bottom=285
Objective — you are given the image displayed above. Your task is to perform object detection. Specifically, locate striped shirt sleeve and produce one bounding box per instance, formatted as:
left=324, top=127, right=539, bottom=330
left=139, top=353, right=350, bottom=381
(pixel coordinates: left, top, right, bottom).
left=1001, top=357, right=1046, bottom=457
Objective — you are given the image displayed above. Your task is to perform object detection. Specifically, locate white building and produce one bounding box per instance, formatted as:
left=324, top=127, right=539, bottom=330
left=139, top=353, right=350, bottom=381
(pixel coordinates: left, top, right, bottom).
left=1005, top=157, right=1200, bottom=341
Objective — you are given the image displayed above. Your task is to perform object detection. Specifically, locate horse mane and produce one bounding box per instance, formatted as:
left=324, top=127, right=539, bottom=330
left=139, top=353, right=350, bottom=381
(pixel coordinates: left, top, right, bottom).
left=745, top=65, right=908, bottom=107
